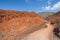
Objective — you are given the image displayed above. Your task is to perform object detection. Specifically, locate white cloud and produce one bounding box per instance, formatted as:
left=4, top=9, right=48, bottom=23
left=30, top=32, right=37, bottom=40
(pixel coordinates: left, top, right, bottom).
left=51, top=2, right=60, bottom=10
left=45, top=6, right=51, bottom=10
left=42, top=6, right=51, bottom=10
left=42, top=2, right=60, bottom=11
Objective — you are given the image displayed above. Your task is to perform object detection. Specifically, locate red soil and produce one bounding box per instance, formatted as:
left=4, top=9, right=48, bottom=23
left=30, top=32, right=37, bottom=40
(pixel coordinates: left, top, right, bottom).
left=0, top=10, right=45, bottom=32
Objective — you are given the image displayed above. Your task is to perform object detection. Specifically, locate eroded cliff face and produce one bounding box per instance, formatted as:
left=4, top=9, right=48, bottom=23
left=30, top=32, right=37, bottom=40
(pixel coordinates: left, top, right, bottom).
left=0, top=10, right=42, bottom=23
left=46, top=11, right=60, bottom=38
left=0, top=10, right=45, bottom=40
left=46, top=11, right=60, bottom=24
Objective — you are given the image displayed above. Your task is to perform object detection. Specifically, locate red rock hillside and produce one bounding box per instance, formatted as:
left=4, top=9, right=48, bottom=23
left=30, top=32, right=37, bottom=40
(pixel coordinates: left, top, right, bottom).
left=0, top=10, right=45, bottom=40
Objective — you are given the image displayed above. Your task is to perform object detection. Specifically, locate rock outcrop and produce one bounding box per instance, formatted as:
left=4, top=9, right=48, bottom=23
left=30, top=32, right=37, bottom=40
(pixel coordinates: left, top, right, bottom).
left=46, top=11, right=60, bottom=23
left=46, top=11, right=60, bottom=38
left=0, top=10, right=45, bottom=40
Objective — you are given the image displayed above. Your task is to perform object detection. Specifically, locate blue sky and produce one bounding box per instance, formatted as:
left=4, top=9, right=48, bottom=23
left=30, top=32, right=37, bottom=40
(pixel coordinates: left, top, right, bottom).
left=0, top=0, right=60, bottom=12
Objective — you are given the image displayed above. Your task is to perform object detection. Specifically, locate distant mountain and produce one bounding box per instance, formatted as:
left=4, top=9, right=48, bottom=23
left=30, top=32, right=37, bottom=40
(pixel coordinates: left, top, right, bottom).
left=38, top=12, right=54, bottom=18
left=46, top=11, right=60, bottom=23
